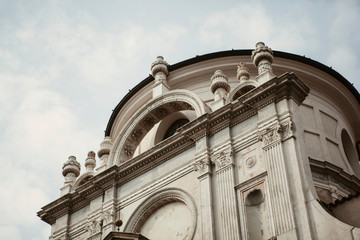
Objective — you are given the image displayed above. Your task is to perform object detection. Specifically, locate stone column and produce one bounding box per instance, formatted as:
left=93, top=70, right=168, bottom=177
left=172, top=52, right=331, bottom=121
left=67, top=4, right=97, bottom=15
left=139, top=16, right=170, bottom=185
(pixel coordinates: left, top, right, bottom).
left=193, top=147, right=215, bottom=240
left=258, top=122, right=296, bottom=237
left=213, top=149, right=241, bottom=240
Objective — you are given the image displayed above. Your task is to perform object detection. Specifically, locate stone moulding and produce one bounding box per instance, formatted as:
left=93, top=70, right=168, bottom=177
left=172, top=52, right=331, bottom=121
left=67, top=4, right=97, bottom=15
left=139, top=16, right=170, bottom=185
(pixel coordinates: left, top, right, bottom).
left=37, top=135, right=195, bottom=224
left=226, top=79, right=258, bottom=103
left=123, top=188, right=197, bottom=240
left=309, top=158, right=360, bottom=193
left=109, top=89, right=209, bottom=165
left=38, top=71, right=310, bottom=226
left=119, top=163, right=194, bottom=209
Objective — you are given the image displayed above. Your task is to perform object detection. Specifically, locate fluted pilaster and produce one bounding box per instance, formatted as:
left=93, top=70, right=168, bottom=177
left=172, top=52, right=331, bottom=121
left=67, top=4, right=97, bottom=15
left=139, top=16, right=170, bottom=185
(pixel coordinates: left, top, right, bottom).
left=213, top=150, right=240, bottom=240
left=259, top=123, right=295, bottom=236
left=193, top=149, right=215, bottom=240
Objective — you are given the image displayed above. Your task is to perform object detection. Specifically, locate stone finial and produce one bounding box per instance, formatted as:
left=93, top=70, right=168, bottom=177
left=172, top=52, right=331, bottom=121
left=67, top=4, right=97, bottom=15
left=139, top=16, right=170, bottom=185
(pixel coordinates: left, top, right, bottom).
left=96, top=137, right=112, bottom=173
left=151, top=56, right=169, bottom=84
left=98, top=136, right=112, bottom=158
left=85, top=151, right=96, bottom=172
left=62, top=156, right=81, bottom=185
left=210, top=70, right=230, bottom=101
left=251, top=42, right=274, bottom=75
left=237, top=62, right=250, bottom=83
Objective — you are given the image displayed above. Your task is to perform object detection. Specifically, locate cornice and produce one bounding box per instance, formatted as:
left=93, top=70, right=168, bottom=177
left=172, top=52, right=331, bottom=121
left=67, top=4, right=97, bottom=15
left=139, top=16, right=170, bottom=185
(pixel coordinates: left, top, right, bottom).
left=105, top=50, right=360, bottom=137
left=309, top=158, right=360, bottom=193
left=38, top=73, right=310, bottom=225
left=116, top=136, right=195, bottom=185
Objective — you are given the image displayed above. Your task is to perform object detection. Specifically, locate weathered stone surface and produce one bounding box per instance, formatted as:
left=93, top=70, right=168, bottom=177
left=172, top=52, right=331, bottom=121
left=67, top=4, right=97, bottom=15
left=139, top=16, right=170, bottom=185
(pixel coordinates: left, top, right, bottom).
left=38, top=42, right=360, bottom=240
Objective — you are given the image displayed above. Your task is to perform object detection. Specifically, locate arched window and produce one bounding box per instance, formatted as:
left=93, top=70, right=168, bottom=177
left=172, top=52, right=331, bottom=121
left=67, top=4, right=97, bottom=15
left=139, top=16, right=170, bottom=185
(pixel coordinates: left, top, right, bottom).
left=163, top=118, right=189, bottom=140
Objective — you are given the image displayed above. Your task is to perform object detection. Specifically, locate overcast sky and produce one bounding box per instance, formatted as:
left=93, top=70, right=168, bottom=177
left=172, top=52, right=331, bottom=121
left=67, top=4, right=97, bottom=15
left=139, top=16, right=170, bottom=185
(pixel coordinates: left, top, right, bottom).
left=0, top=0, right=359, bottom=239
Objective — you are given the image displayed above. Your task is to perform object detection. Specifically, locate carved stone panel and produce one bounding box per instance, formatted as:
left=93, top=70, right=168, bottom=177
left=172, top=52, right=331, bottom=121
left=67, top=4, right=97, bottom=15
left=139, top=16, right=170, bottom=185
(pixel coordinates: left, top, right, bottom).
left=212, top=151, right=234, bottom=170
left=258, top=121, right=294, bottom=148
left=193, top=158, right=211, bottom=175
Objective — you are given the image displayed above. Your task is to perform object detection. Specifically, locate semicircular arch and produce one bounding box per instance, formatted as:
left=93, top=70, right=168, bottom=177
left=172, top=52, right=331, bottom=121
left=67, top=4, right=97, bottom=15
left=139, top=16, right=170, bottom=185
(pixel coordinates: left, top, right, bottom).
left=72, top=172, right=95, bottom=190
left=226, top=80, right=258, bottom=103
left=109, top=89, right=209, bottom=166
left=123, top=188, right=197, bottom=239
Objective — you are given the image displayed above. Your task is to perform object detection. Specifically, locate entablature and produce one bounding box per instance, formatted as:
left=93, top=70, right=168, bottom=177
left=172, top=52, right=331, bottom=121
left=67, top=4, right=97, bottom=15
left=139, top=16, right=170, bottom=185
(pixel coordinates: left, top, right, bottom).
left=39, top=72, right=309, bottom=225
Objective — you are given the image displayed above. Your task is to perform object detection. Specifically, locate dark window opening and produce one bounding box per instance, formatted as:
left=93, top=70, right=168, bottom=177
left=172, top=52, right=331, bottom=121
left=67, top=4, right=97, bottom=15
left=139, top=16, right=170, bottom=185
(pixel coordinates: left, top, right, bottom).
left=163, top=118, right=189, bottom=140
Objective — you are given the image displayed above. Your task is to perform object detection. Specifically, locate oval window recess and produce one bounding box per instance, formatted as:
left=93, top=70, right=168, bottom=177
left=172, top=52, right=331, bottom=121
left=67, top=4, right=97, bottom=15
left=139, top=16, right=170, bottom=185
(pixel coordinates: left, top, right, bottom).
left=341, top=129, right=360, bottom=178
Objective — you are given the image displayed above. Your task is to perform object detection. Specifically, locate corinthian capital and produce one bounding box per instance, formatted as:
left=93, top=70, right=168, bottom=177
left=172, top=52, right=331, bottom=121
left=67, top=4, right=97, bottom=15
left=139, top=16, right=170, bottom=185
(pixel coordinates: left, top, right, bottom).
left=212, top=150, right=234, bottom=170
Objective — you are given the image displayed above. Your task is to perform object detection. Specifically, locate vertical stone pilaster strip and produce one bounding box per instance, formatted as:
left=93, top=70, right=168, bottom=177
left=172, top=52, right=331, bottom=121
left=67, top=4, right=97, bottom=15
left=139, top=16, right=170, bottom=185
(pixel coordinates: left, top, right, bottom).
left=213, top=151, right=240, bottom=240
left=193, top=151, right=215, bottom=240
left=260, top=124, right=295, bottom=235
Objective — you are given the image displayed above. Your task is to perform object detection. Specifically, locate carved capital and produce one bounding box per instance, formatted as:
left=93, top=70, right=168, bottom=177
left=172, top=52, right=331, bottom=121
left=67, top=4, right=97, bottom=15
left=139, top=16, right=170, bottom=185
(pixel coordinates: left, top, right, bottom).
left=193, top=158, right=211, bottom=175
left=101, top=209, right=114, bottom=225
left=279, top=120, right=294, bottom=140
left=87, top=218, right=101, bottom=237
left=212, top=151, right=234, bottom=170
left=258, top=121, right=295, bottom=147
left=258, top=124, right=281, bottom=147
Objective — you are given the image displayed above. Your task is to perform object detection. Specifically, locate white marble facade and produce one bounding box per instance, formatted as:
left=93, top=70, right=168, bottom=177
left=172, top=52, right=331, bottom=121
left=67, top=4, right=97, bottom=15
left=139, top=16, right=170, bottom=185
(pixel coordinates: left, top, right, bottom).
left=38, top=42, right=360, bottom=240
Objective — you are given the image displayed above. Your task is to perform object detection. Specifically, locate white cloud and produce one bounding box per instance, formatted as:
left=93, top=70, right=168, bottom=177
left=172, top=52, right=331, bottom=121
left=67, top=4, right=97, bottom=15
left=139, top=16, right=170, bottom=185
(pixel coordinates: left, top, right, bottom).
left=329, top=0, right=360, bottom=44
left=0, top=6, right=189, bottom=239
left=0, top=160, right=50, bottom=225
left=198, top=2, right=273, bottom=48
left=327, top=46, right=360, bottom=90
left=15, top=18, right=188, bottom=96
left=0, top=225, right=22, bottom=240
left=197, top=2, right=320, bottom=55
left=325, top=0, right=360, bottom=90
left=0, top=1, right=359, bottom=240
